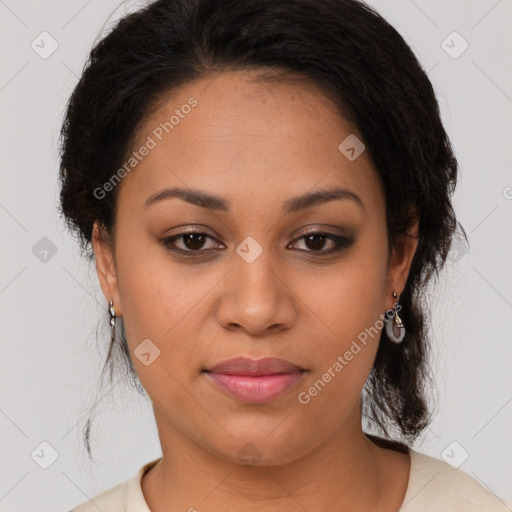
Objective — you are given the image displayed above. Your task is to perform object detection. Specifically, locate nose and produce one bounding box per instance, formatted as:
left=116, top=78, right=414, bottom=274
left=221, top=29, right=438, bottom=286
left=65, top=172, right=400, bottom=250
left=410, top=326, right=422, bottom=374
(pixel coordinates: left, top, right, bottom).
left=215, top=249, right=297, bottom=336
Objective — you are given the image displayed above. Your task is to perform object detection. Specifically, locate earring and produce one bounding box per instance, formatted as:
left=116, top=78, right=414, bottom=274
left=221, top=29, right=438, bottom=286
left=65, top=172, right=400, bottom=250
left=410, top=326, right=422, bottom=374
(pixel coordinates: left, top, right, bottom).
left=109, top=299, right=116, bottom=344
left=385, top=291, right=406, bottom=343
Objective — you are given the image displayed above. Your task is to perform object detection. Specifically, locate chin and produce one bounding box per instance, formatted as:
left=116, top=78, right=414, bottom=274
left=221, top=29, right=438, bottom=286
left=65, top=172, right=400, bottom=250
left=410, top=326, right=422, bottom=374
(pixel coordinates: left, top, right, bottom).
left=203, top=429, right=314, bottom=468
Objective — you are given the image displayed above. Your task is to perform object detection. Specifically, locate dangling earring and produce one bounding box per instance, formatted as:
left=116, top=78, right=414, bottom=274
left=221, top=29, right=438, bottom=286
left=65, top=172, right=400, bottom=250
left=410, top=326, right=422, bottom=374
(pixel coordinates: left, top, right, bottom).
left=385, top=291, right=405, bottom=343
left=109, top=299, right=116, bottom=345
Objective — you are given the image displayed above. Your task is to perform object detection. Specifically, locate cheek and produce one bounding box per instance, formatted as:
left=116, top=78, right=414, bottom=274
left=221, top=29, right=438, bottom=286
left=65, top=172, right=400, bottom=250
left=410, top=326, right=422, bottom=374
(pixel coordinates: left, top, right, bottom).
left=295, top=247, right=387, bottom=406
left=302, top=254, right=387, bottom=349
left=114, top=237, right=221, bottom=377
left=115, top=233, right=194, bottom=330
left=295, top=271, right=385, bottom=425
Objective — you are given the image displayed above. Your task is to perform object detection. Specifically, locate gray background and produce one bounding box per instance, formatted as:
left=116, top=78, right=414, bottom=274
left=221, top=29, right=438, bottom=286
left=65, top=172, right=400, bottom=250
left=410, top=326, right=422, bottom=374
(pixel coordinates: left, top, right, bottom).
left=0, top=0, right=511, bottom=510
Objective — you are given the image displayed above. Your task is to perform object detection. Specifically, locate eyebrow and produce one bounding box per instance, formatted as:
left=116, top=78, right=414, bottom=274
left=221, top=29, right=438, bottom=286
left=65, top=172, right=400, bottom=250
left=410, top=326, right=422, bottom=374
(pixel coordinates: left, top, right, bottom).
left=144, top=186, right=364, bottom=213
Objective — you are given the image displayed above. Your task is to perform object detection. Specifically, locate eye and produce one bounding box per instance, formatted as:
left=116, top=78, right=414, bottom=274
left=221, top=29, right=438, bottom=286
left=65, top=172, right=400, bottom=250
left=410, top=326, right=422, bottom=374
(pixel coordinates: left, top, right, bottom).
left=288, top=231, right=354, bottom=253
left=161, top=229, right=354, bottom=257
left=161, top=231, right=224, bottom=254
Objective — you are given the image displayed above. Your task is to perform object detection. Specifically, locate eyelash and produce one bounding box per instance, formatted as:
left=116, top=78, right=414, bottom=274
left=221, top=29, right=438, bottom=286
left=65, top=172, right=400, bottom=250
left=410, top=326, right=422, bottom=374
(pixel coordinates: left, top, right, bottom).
left=161, top=230, right=354, bottom=257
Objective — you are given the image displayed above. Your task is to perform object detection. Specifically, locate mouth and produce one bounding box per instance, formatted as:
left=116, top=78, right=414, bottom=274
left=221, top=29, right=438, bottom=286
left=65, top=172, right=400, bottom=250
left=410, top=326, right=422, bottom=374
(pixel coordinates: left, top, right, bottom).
left=202, top=356, right=307, bottom=403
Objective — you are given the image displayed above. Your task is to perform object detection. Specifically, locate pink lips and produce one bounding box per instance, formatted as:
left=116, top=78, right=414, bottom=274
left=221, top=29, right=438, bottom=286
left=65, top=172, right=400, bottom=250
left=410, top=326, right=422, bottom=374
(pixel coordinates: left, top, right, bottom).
left=204, top=357, right=306, bottom=403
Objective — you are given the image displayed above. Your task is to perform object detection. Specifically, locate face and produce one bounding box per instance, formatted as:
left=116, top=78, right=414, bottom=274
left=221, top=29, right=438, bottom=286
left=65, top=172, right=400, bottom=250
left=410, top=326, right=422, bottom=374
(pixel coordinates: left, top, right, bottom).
left=93, top=70, right=418, bottom=466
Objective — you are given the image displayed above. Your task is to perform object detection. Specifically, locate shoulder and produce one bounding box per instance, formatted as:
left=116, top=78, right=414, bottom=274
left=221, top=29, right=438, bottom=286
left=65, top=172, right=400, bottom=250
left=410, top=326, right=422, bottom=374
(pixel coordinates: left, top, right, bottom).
left=68, top=458, right=160, bottom=512
left=69, top=480, right=127, bottom=512
left=401, top=448, right=511, bottom=511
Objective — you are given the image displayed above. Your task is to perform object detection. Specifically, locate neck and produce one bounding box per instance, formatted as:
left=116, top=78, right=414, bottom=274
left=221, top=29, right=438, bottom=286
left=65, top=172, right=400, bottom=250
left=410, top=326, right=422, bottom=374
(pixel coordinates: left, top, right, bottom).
left=141, top=406, right=402, bottom=511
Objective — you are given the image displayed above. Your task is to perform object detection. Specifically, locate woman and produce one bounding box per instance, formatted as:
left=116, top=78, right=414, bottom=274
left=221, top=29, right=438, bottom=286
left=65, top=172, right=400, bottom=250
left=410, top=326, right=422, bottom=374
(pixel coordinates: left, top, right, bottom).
left=59, top=0, right=510, bottom=510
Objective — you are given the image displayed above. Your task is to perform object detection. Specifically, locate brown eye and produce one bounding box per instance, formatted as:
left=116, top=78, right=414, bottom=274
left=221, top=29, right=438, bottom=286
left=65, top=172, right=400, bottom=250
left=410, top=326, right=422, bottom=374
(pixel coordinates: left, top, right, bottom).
left=304, top=233, right=328, bottom=251
left=162, top=231, right=222, bottom=253
left=289, top=232, right=354, bottom=253
left=182, top=233, right=207, bottom=250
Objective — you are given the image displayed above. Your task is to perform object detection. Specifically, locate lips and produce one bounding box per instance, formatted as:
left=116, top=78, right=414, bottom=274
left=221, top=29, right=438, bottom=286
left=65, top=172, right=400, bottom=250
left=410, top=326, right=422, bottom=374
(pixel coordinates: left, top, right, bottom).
left=203, top=357, right=306, bottom=403
left=205, top=356, right=304, bottom=375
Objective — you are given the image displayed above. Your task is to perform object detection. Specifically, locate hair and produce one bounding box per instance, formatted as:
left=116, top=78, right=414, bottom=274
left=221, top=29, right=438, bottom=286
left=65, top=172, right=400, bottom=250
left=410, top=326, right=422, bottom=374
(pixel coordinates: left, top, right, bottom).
left=58, top=0, right=466, bottom=459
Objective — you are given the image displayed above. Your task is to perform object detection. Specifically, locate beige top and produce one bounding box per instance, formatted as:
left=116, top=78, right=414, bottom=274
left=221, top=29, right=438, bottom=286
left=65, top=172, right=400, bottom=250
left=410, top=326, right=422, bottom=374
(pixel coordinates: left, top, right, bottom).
left=70, top=449, right=511, bottom=511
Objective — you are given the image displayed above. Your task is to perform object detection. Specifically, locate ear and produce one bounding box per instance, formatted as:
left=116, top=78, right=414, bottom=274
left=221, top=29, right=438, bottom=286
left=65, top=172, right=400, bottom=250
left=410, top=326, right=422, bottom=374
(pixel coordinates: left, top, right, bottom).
left=385, top=217, right=419, bottom=308
left=92, top=220, right=122, bottom=316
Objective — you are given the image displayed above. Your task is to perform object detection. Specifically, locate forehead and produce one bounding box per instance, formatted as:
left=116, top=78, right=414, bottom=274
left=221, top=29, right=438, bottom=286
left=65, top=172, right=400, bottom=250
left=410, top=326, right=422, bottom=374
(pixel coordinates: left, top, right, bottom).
left=116, top=70, right=383, bottom=213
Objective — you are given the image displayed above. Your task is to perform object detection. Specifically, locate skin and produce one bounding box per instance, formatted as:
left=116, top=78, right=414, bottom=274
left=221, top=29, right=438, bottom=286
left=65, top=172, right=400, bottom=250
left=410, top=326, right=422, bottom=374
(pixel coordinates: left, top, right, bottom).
left=92, top=70, right=418, bottom=511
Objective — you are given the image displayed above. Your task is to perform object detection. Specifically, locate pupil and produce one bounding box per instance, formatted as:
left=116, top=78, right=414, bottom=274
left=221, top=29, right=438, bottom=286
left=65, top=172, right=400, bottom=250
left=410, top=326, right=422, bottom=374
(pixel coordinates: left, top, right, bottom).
left=184, top=233, right=205, bottom=250
left=306, top=234, right=326, bottom=251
